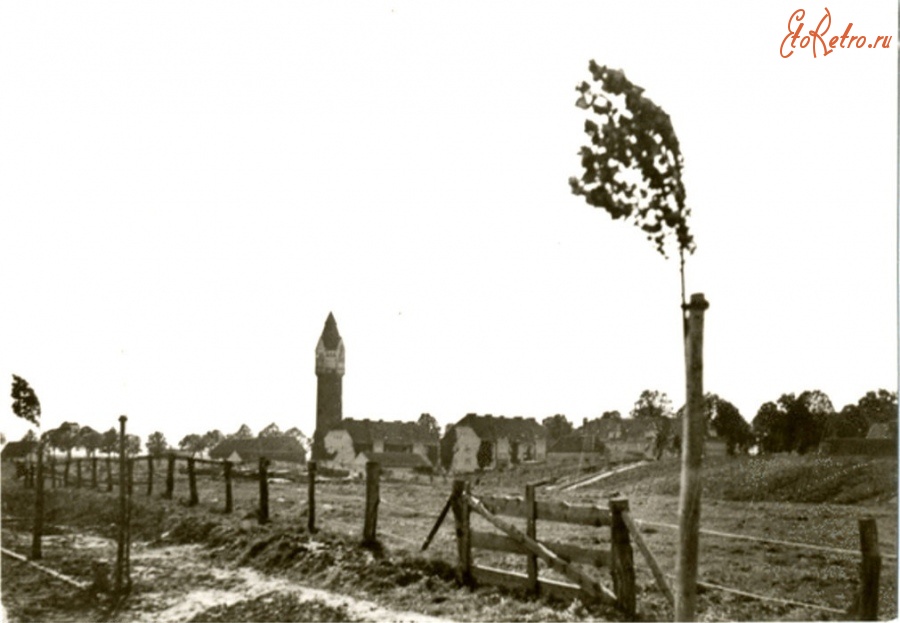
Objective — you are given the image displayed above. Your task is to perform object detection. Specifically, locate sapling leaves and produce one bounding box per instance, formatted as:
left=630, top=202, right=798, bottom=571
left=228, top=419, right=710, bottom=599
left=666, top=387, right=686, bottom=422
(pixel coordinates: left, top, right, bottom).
left=569, top=61, right=695, bottom=260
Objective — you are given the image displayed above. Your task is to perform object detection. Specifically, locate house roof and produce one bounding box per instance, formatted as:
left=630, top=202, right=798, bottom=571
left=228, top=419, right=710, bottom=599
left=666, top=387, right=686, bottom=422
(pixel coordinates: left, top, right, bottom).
left=319, top=312, right=342, bottom=350
left=548, top=434, right=605, bottom=454
left=355, top=451, right=432, bottom=469
left=454, top=413, right=547, bottom=442
left=1, top=440, right=37, bottom=460
left=583, top=418, right=658, bottom=440
left=333, top=419, right=439, bottom=446
left=209, top=437, right=306, bottom=464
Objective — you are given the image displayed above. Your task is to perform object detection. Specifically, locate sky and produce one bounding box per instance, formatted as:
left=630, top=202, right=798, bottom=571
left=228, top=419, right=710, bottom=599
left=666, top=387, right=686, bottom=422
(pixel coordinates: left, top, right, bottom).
left=1, top=1, right=897, bottom=448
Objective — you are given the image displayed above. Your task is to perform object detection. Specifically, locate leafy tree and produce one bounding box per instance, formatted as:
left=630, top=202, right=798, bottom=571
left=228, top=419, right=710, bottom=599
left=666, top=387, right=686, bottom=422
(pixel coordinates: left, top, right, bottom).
left=824, top=405, right=868, bottom=439
left=146, top=431, right=169, bottom=457
left=45, top=422, right=81, bottom=459
left=476, top=440, right=494, bottom=471
left=78, top=426, right=103, bottom=457
left=856, top=389, right=898, bottom=428
left=753, top=401, right=788, bottom=453
left=258, top=423, right=282, bottom=438
left=705, top=394, right=753, bottom=455
left=284, top=427, right=312, bottom=454
left=753, top=391, right=834, bottom=454
left=417, top=413, right=440, bottom=438
left=125, top=434, right=141, bottom=456
left=11, top=375, right=41, bottom=427
left=630, top=390, right=674, bottom=420
left=21, top=430, right=38, bottom=442
left=202, top=429, right=225, bottom=449
left=541, top=414, right=573, bottom=442
left=231, top=424, right=254, bottom=439
left=178, top=434, right=206, bottom=456
left=569, top=61, right=695, bottom=312
left=100, top=427, right=119, bottom=455
left=600, top=410, right=622, bottom=420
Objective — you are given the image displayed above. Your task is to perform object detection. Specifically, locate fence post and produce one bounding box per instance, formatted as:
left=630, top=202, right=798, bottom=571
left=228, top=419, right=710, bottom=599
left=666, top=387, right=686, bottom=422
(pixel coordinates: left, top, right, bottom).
left=64, top=457, right=71, bottom=487
left=258, top=457, right=270, bottom=524
left=146, top=455, right=154, bottom=496
left=676, top=292, right=709, bottom=622
left=127, top=458, right=134, bottom=497
left=165, top=453, right=175, bottom=499
left=115, top=415, right=128, bottom=595
left=451, top=479, right=473, bottom=586
left=857, top=517, right=881, bottom=620
left=525, top=483, right=538, bottom=595
left=224, top=461, right=233, bottom=514
left=188, top=457, right=198, bottom=506
left=76, top=459, right=83, bottom=488
left=106, top=456, right=113, bottom=492
left=610, top=498, right=636, bottom=619
left=91, top=457, right=98, bottom=488
left=32, top=442, right=45, bottom=560
left=307, top=461, right=317, bottom=533
left=363, top=461, right=380, bottom=545
left=49, top=456, right=57, bottom=489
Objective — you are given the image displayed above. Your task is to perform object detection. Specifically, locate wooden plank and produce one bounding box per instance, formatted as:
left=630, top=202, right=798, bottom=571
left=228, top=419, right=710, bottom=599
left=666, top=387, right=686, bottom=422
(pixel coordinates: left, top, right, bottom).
left=480, top=495, right=611, bottom=527
left=2, top=547, right=90, bottom=590
left=622, top=510, right=674, bottom=607
left=525, top=484, right=538, bottom=594
left=472, top=565, right=583, bottom=603
left=609, top=499, right=636, bottom=618
left=467, top=493, right=616, bottom=605
left=471, top=530, right=610, bottom=567
left=858, top=517, right=881, bottom=620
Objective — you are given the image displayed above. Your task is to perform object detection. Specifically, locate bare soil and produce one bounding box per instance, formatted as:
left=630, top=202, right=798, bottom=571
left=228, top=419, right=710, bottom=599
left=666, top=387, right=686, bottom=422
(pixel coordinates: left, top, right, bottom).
left=2, top=454, right=896, bottom=621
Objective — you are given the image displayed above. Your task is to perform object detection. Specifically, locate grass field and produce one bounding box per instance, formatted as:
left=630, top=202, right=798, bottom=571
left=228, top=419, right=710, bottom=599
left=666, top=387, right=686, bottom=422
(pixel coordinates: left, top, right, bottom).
left=2, top=453, right=897, bottom=621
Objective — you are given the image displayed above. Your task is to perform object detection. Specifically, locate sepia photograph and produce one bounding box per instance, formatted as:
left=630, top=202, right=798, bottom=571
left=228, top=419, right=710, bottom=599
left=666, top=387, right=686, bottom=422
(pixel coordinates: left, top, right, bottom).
left=0, top=1, right=896, bottom=621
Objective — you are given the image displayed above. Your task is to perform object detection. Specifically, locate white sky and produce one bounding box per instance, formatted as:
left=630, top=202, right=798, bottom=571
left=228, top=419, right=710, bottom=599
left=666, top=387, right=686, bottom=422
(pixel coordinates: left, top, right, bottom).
left=1, top=1, right=897, bottom=446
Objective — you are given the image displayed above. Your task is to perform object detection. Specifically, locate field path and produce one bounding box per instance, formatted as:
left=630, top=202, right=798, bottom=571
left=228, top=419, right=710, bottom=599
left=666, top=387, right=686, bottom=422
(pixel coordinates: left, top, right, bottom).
left=124, top=543, right=451, bottom=623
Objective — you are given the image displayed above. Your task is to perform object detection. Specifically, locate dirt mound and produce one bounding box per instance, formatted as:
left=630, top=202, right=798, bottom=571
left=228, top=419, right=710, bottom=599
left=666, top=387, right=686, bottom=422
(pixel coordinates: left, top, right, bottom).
left=189, top=593, right=359, bottom=622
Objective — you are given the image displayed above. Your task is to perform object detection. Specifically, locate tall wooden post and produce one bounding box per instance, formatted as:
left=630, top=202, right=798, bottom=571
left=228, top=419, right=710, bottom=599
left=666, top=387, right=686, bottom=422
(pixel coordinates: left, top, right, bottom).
left=258, top=457, right=270, bottom=524
left=91, top=457, right=98, bottom=488
left=223, top=461, right=233, bottom=514
left=76, top=459, right=83, bottom=488
left=165, top=453, right=175, bottom=499
left=146, top=455, right=154, bottom=496
left=126, top=459, right=134, bottom=497
left=31, top=442, right=45, bottom=560
left=363, top=461, right=380, bottom=545
left=675, top=293, right=709, bottom=621
left=49, top=457, right=57, bottom=489
left=525, top=483, right=538, bottom=595
left=610, top=498, right=636, bottom=619
left=857, top=517, right=881, bottom=620
left=451, top=480, right=473, bottom=586
left=187, top=457, right=198, bottom=506
left=106, top=456, right=113, bottom=492
left=64, top=457, right=71, bottom=487
left=307, top=461, right=317, bottom=533
left=115, top=415, right=128, bottom=595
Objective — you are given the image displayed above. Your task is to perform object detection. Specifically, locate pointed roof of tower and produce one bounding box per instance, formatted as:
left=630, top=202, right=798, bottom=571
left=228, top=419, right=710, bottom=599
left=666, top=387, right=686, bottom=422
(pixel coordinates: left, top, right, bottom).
left=320, top=312, right=342, bottom=350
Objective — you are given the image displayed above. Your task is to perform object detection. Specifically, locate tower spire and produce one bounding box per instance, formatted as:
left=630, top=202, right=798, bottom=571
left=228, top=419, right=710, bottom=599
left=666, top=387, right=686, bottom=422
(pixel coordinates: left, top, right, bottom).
left=313, top=313, right=344, bottom=460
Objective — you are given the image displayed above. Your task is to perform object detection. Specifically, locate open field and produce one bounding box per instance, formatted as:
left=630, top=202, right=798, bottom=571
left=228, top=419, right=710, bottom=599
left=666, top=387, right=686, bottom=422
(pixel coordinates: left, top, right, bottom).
left=2, top=454, right=897, bottom=621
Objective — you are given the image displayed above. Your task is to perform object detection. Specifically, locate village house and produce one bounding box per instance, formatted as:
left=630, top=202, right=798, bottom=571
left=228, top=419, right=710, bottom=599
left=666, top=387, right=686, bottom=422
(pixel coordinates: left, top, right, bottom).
left=547, top=418, right=660, bottom=463
left=443, top=413, right=547, bottom=473
left=209, top=436, right=307, bottom=469
left=323, top=418, right=440, bottom=470
left=0, top=440, right=38, bottom=463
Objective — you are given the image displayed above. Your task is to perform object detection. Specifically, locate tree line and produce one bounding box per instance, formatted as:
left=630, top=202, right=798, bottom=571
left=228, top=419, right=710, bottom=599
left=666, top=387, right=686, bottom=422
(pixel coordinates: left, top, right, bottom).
left=540, top=387, right=897, bottom=457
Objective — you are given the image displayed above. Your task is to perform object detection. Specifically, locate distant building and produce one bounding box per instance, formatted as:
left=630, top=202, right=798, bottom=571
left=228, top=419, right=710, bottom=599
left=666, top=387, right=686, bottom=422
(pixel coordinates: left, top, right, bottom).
left=443, top=413, right=547, bottom=473
left=209, top=436, right=306, bottom=466
left=351, top=451, right=433, bottom=478
left=324, top=418, right=439, bottom=468
left=313, top=312, right=345, bottom=461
